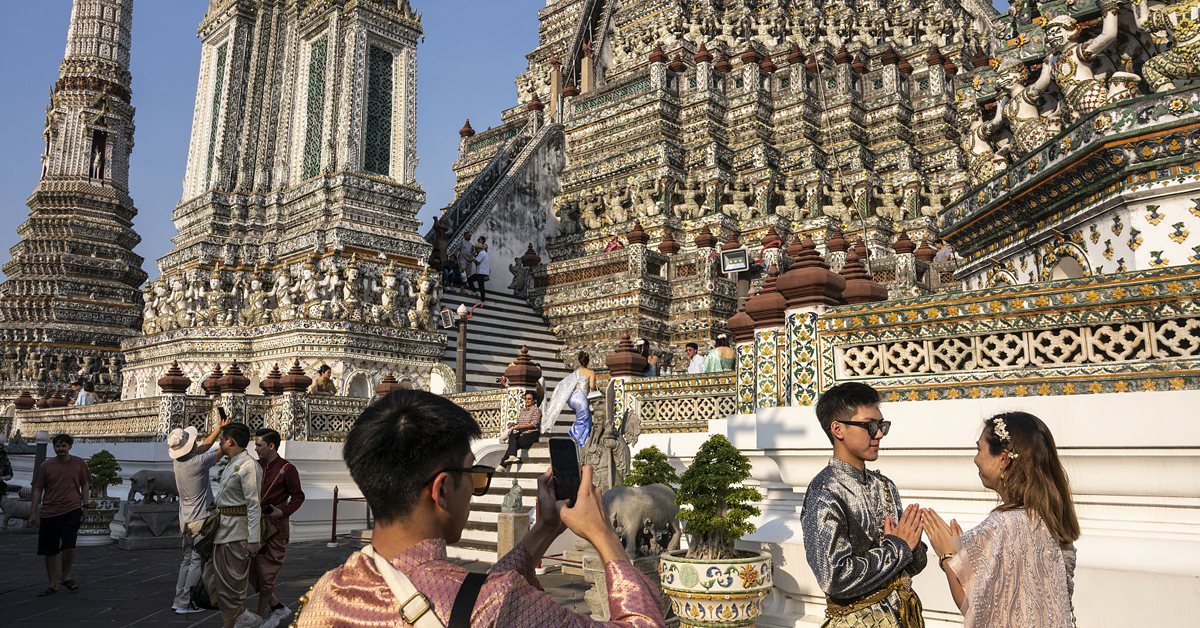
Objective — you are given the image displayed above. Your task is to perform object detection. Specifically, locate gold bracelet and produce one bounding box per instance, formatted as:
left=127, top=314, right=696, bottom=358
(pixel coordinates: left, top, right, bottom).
left=939, top=553, right=955, bottom=570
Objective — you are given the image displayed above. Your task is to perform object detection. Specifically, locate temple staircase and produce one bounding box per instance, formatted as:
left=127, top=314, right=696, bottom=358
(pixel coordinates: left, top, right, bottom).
left=438, top=290, right=577, bottom=561
left=440, top=289, right=570, bottom=391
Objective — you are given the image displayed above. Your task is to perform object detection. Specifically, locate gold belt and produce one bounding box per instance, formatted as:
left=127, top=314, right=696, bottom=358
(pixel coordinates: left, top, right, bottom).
left=825, top=575, right=924, bottom=628
left=214, top=505, right=248, bottom=517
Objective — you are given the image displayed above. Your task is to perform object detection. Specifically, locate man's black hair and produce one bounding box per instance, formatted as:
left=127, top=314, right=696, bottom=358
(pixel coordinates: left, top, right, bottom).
left=52, top=433, right=73, bottom=447
left=814, top=382, right=881, bottom=444
left=84, top=382, right=95, bottom=392
left=344, top=390, right=482, bottom=523
left=255, top=428, right=282, bottom=450
left=685, top=342, right=699, bottom=351
left=221, top=422, right=251, bottom=448
left=318, top=365, right=331, bottom=375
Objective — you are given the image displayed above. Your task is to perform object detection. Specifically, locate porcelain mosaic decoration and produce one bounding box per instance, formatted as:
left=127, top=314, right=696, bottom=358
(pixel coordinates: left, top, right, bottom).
left=660, top=550, right=773, bottom=628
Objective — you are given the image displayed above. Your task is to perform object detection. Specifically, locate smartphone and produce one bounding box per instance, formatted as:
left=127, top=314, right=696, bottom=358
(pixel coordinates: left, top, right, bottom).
left=217, top=407, right=228, bottom=422
left=548, top=437, right=582, bottom=507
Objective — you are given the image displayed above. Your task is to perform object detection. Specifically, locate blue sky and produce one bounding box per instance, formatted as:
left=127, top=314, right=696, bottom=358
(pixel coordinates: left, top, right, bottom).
left=0, top=0, right=545, bottom=281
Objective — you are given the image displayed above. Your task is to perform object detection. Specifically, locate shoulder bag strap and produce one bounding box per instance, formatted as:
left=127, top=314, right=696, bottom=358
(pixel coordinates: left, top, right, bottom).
left=448, top=572, right=486, bottom=628
left=361, top=545, right=445, bottom=628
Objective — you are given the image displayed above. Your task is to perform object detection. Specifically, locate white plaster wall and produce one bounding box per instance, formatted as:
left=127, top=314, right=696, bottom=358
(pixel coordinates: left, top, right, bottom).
left=649, top=391, right=1200, bottom=628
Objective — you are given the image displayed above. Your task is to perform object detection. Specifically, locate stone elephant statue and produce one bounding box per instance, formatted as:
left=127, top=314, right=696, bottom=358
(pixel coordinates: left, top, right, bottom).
left=602, top=483, right=681, bottom=558
left=128, top=469, right=179, bottom=503
left=0, top=496, right=34, bottom=528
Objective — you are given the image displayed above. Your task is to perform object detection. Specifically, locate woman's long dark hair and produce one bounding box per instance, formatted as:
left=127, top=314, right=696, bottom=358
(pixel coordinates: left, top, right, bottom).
left=984, top=411, right=1080, bottom=543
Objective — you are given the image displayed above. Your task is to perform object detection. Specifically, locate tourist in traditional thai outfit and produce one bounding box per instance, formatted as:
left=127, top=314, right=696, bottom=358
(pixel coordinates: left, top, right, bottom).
left=201, top=423, right=263, bottom=628
left=293, top=390, right=664, bottom=628
left=801, top=383, right=927, bottom=628
left=684, top=342, right=705, bottom=374
left=168, top=415, right=230, bottom=614
left=251, top=429, right=305, bottom=628
left=500, top=391, right=541, bottom=470
left=543, top=351, right=597, bottom=447
left=921, top=412, right=1079, bottom=628
left=702, top=334, right=736, bottom=372
left=29, top=433, right=91, bottom=598
left=309, top=365, right=336, bottom=396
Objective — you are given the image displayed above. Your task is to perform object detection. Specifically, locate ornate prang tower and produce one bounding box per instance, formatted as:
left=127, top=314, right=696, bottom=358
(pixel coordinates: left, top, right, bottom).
left=120, top=0, right=444, bottom=402
left=0, top=0, right=145, bottom=404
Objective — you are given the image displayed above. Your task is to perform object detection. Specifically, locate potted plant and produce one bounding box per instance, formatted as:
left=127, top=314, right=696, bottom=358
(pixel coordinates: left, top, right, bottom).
left=622, top=445, right=680, bottom=487
left=661, top=434, right=771, bottom=627
left=80, top=450, right=122, bottom=545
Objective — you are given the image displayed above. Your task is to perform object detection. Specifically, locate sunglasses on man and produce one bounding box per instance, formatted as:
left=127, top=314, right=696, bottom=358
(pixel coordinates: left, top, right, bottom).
left=836, top=419, right=891, bottom=437
left=423, top=465, right=495, bottom=496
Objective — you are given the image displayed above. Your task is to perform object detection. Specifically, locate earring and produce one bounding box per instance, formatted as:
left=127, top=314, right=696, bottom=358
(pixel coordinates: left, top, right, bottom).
left=1000, top=470, right=1005, bottom=481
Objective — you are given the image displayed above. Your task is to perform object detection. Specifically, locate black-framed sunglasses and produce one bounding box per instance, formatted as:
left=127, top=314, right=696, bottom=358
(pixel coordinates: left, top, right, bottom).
left=837, top=419, right=891, bottom=437
left=423, top=465, right=495, bottom=496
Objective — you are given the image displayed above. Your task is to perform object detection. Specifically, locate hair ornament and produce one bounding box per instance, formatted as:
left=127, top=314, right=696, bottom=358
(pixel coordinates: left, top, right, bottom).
left=717, top=333, right=729, bottom=340
left=993, top=417, right=1019, bottom=459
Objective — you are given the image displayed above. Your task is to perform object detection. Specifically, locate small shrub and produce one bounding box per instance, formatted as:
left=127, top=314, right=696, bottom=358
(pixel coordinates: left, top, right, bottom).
left=675, top=434, right=762, bottom=560
left=622, top=445, right=681, bottom=487
left=86, top=450, right=122, bottom=499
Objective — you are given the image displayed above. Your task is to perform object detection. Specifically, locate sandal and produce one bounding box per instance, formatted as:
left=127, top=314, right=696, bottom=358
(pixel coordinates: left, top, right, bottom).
left=37, top=587, right=57, bottom=597
left=61, top=579, right=79, bottom=591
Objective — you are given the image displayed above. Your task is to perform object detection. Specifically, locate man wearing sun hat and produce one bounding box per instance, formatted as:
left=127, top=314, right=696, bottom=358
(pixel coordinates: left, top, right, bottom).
left=169, top=413, right=229, bottom=614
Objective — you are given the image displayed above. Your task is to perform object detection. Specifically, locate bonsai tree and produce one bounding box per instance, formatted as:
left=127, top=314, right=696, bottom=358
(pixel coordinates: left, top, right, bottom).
left=676, top=434, right=762, bottom=560
left=622, top=445, right=680, bottom=487
left=86, top=450, right=123, bottom=499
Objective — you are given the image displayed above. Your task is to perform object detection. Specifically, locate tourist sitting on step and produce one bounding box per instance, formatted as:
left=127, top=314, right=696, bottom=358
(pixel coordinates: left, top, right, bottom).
left=499, top=392, right=541, bottom=470
left=294, top=390, right=664, bottom=628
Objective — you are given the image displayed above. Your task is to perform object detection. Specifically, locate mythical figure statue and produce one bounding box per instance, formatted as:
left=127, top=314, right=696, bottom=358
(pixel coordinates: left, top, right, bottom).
left=673, top=179, right=705, bottom=219
left=166, top=276, right=192, bottom=330
left=581, top=191, right=605, bottom=230
left=875, top=177, right=905, bottom=222
left=196, top=269, right=232, bottom=327
left=272, top=267, right=296, bottom=321
left=371, top=263, right=407, bottom=327
left=411, top=268, right=439, bottom=332
left=773, top=178, right=805, bottom=220
left=501, top=480, right=524, bottom=514
left=603, top=188, right=631, bottom=225
left=1045, top=10, right=1139, bottom=121
left=294, top=256, right=327, bottom=319
left=633, top=178, right=662, bottom=217
left=335, top=257, right=366, bottom=322
left=721, top=178, right=756, bottom=220
left=956, top=96, right=1008, bottom=186
left=996, top=59, right=1062, bottom=156
left=508, top=262, right=531, bottom=294
left=237, top=270, right=270, bottom=326
left=1135, top=0, right=1200, bottom=92
left=555, top=200, right=583, bottom=236
left=142, top=283, right=160, bottom=334
left=101, top=357, right=123, bottom=388
left=823, top=178, right=853, bottom=222
left=920, top=181, right=949, bottom=218
left=582, top=383, right=640, bottom=493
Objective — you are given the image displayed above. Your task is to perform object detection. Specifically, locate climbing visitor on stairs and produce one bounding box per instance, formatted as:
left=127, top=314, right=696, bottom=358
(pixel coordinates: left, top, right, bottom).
left=468, top=235, right=490, bottom=303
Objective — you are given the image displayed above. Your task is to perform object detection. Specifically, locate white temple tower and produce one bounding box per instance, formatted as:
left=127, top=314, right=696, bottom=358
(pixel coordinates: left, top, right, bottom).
left=0, top=0, right=145, bottom=404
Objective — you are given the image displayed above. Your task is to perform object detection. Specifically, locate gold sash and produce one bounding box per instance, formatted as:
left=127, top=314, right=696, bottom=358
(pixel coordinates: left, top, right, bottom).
left=822, top=575, right=924, bottom=628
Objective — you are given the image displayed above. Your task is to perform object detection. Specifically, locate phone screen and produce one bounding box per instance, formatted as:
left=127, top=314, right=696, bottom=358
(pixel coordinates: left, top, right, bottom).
left=217, top=407, right=228, bottom=422
left=548, top=437, right=581, bottom=507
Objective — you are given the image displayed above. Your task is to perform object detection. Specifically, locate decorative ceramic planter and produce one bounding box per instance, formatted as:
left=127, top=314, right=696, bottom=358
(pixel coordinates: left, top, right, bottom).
left=77, top=498, right=120, bottom=546
left=660, top=549, right=772, bottom=628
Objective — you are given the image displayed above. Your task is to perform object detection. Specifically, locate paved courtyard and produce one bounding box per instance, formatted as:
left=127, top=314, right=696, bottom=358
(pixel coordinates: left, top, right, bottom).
left=0, top=533, right=590, bottom=627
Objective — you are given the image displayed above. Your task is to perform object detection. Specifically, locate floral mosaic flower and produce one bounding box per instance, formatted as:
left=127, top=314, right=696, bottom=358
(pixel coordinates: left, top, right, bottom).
left=1093, top=115, right=1112, bottom=132
left=1059, top=136, right=1073, bottom=153
left=1027, top=158, right=1040, bottom=174
left=738, top=565, right=758, bottom=589
left=1167, top=97, right=1190, bottom=117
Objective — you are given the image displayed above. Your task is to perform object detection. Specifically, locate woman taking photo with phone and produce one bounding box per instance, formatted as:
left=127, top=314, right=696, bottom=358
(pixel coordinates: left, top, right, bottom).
left=922, top=412, right=1079, bottom=628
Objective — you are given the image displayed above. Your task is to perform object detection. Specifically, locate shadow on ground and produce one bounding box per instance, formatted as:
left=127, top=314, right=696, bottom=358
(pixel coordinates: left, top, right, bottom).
left=0, top=534, right=590, bottom=626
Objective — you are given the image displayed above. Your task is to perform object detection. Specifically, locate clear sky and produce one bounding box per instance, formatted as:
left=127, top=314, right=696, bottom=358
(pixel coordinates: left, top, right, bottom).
left=0, top=0, right=545, bottom=281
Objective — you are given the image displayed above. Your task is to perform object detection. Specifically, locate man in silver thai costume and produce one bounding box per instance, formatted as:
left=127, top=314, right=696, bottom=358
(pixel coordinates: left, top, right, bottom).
left=801, top=382, right=928, bottom=627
